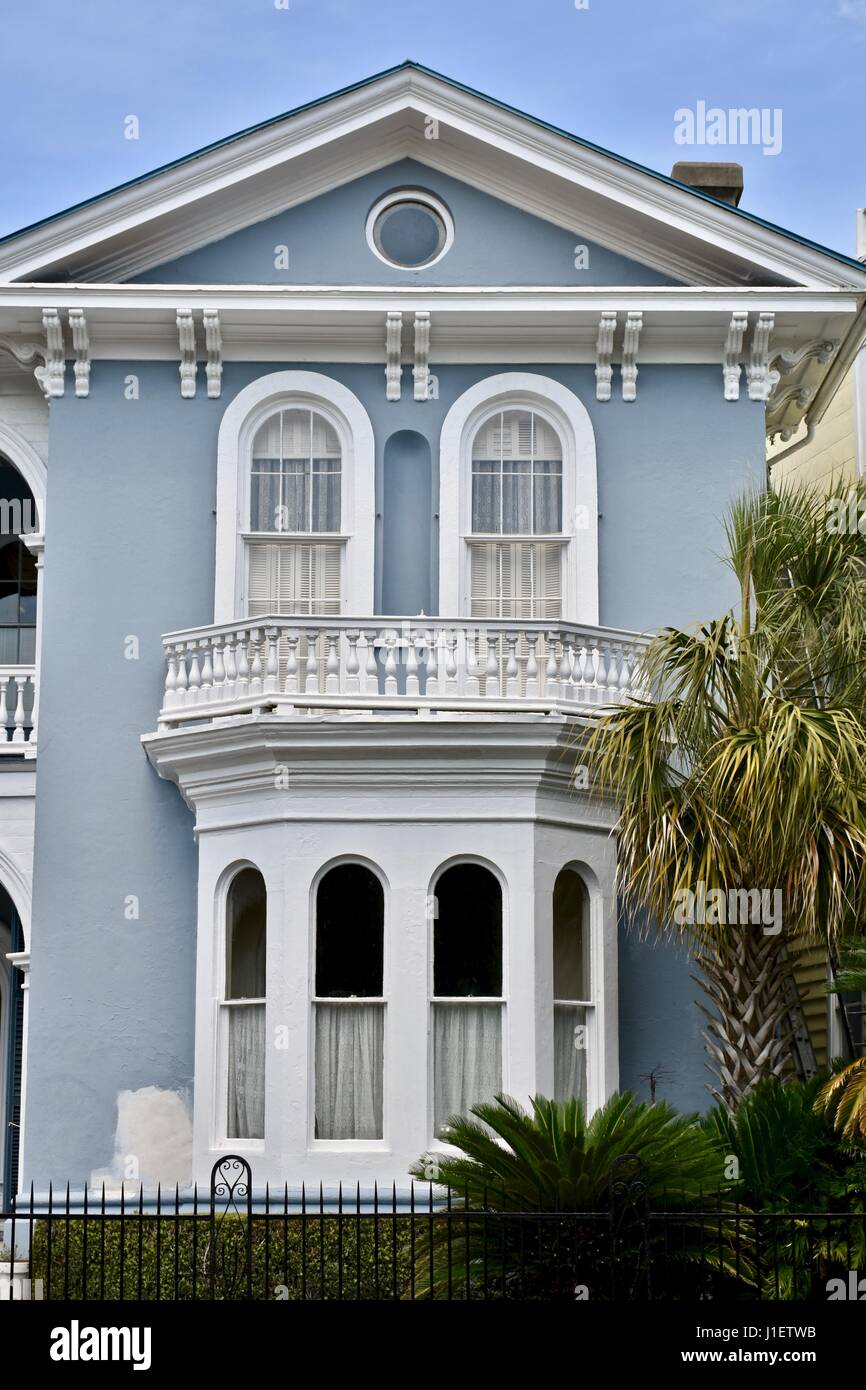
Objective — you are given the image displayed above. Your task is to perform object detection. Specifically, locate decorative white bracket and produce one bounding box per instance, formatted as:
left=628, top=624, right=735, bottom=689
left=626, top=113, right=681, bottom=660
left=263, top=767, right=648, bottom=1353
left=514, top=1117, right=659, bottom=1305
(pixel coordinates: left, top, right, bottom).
left=385, top=311, right=403, bottom=401
left=772, top=338, right=838, bottom=378
left=203, top=310, right=222, bottom=399
left=34, top=309, right=65, bottom=399
left=747, top=312, right=777, bottom=402
left=413, top=311, right=431, bottom=401
left=0, top=338, right=47, bottom=374
left=723, top=311, right=749, bottom=401
left=68, top=309, right=90, bottom=398
left=177, top=309, right=197, bottom=398
left=621, top=311, right=643, bottom=402
left=595, top=311, right=617, bottom=402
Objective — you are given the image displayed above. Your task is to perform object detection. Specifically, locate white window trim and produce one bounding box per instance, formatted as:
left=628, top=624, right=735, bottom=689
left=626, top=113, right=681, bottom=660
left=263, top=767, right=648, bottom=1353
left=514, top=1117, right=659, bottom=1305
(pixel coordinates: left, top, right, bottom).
left=214, top=371, right=375, bottom=622
left=439, top=374, right=599, bottom=624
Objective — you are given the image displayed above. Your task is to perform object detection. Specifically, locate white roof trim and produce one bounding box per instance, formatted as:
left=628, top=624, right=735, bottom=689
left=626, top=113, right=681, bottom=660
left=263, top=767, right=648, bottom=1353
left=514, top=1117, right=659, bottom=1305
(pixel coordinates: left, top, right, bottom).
left=2, top=68, right=865, bottom=292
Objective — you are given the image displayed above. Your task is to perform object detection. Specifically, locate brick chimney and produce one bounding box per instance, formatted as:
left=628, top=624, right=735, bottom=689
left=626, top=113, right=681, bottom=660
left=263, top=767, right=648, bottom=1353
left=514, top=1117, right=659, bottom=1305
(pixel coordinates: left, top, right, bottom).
left=670, top=162, right=744, bottom=207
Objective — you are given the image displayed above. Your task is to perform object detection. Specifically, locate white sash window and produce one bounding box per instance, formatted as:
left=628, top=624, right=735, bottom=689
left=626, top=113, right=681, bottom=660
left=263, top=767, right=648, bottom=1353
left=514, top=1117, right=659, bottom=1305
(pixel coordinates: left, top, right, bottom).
left=221, top=868, right=267, bottom=1142
left=469, top=407, right=565, bottom=621
left=246, top=406, right=343, bottom=616
left=552, top=869, right=593, bottom=1105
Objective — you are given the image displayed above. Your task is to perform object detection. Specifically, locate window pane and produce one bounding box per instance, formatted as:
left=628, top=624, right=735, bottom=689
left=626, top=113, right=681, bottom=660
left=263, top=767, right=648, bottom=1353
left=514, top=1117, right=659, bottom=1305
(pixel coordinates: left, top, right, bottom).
left=433, top=864, right=502, bottom=996
left=433, top=1002, right=501, bottom=1136
left=250, top=460, right=282, bottom=532
left=554, top=1003, right=587, bottom=1104
left=533, top=461, right=562, bottom=533
left=226, top=868, right=266, bottom=999
left=316, top=865, right=383, bottom=997
left=501, top=461, right=532, bottom=533
left=553, top=869, right=589, bottom=1000
left=227, top=1003, right=265, bottom=1139
left=315, top=1002, right=384, bottom=1139
left=251, top=409, right=341, bottom=534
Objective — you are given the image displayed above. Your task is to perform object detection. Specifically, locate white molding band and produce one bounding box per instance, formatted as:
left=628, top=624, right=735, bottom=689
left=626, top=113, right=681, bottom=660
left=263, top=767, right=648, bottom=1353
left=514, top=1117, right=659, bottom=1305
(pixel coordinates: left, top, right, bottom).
left=438, top=372, right=599, bottom=624
left=214, top=370, right=375, bottom=623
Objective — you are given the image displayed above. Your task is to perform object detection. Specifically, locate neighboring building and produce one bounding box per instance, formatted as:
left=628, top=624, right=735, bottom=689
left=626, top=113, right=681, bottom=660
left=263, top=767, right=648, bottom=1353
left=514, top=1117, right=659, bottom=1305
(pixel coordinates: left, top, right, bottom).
left=767, top=208, right=866, bottom=1077
left=1, top=63, right=865, bottom=1201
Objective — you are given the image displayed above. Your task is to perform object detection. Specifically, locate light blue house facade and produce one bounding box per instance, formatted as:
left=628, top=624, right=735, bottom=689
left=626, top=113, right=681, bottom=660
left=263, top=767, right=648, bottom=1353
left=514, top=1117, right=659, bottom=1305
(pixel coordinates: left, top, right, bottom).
left=0, top=63, right=864, bottom=1199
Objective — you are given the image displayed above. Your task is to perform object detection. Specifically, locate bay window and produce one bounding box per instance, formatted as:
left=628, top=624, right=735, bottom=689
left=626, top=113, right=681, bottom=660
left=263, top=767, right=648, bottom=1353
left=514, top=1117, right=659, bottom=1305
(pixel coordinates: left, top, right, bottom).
left=552, top=868, right=592, bottom=1104
left=223, top=867, right=267, bottom=1141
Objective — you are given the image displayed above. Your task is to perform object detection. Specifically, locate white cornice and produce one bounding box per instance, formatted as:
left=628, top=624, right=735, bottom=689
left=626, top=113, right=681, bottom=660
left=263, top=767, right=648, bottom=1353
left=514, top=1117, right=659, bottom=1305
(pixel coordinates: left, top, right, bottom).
left=2, top=67, right=865, bottom=292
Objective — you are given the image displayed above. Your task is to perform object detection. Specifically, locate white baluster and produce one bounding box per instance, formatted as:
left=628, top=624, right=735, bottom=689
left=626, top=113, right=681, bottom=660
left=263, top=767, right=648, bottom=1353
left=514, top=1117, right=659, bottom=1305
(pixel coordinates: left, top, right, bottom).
left=249, top=628, right=263, bottom=696
left=175, top=644, right=189, bottom=707
left=525, top=632, right=539, bottom=699
left=345, top=630, right=360, bottom=695
left=11, top=675, right=25, bottom=743
left=164, top=650, right=178, bottom=710
left=264, top=627, right=279, bottom=694
left=284, top=631, right=300, bottom=695
left=212, top=636, right=226, bottom=700
left=235, top=632, right=250, bottom=698
left=200, top=640, right=214, bottom=696
left=362, top=629, right=378, bottom=696
left=484, top=633, right=500, bottom=699
left=305, top=629, right=320, bottom=694
left=0, top=676, right=9, bottom=744
left=545, top=633, right=560, bottom=701
left=466, top=629, right=481, bottom=698
left=325, top=631, right=340, bottom=694
left=384, top=631, right=398, bottom=695
left=406, top=630, right=420, bottom=698
left=504, top=631, right=519, bottom=700
left=187, top=643, right=202, bottom=705
left=444, top=632, right=458, bottom=696
left=619, top=644, right=632, bottom=701
left=559, top=639, right=573, bottom=700
left=223, top=635, right=238, bottom=702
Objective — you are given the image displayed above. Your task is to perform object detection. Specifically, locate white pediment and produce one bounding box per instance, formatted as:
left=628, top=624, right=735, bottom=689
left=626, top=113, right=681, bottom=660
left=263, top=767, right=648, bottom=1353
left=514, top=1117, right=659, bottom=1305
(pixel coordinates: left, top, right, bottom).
left=2, top=63, right=865, bottom=291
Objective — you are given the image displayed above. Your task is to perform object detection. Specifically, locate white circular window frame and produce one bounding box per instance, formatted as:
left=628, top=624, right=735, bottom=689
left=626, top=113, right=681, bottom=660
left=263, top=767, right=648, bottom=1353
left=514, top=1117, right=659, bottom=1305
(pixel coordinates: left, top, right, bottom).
left=365, top=188, right=454, bottom=270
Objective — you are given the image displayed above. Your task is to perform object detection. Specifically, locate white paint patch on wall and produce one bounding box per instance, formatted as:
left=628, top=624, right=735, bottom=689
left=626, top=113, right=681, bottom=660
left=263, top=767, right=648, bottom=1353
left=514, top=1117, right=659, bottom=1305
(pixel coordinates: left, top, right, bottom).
left=91, top=1086, right=192, bottom=1189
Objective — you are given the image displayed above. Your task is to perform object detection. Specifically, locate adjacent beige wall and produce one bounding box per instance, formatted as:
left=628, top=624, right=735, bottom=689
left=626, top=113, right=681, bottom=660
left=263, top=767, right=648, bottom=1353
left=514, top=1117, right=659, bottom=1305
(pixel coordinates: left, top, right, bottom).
left=769, top=366, right=861, bottom=492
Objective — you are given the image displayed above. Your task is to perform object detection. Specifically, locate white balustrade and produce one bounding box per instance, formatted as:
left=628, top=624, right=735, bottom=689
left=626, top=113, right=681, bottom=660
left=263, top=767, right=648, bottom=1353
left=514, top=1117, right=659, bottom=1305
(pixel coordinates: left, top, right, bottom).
left=0, top=667, right=36, bottom=752
left=156, top=618, right=647, bottom=729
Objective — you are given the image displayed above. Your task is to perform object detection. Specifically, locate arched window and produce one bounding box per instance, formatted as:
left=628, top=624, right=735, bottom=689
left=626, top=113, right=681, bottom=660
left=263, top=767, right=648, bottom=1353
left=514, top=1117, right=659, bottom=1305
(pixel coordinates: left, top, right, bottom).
left=469, top=407, right=564, bottom=621
left=222, top=868, right=267, bottom=1140
left=0, top=457, right=37, bottom=664
left=247, top=407, right=342, bottom=618
left=314, top=864, right=385, bottom=1140
left=431, top=864, right=503, bottom=1138
left=553, top=869, right=592, bottom=1103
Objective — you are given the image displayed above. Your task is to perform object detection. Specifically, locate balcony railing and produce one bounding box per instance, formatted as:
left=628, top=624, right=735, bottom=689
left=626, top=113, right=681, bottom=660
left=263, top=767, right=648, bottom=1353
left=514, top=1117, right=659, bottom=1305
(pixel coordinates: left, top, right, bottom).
left=156, top=617, right=648, bottom=730
left=0, top=665, right=36, bottom=753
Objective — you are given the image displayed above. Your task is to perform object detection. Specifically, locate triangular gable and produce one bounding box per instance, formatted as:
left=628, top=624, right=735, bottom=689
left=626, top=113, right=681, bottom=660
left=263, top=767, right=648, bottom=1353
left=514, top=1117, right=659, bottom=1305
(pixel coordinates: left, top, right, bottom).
left=131, top=158, right=678, bottom=287
left=1, top=62, right=865, bottom=291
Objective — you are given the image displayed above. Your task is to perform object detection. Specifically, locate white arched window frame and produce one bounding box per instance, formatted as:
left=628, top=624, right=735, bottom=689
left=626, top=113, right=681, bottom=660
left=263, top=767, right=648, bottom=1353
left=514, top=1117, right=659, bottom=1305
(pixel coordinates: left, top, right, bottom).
left=214, top=371, right=376, bottom=622
left=438, top=374, right=599, bottom=624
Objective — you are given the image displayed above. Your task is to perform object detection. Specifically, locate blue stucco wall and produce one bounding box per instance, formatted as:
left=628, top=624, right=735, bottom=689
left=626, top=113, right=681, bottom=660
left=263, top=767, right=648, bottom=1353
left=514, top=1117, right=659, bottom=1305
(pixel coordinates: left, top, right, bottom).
left=22, top=358, right=764, bottom=1180
left=131, top=159, right=677, bottom=287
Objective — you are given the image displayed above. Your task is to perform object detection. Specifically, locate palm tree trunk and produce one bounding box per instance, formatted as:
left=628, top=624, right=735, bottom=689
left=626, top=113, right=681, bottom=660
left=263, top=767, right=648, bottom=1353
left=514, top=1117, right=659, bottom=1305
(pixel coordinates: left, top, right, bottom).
left=694, top=931, right=795, bottom=1109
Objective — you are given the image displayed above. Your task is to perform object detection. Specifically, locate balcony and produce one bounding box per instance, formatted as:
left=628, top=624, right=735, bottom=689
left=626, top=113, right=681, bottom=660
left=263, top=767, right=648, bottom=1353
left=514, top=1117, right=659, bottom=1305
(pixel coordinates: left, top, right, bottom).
left=0, top=665, right=36, bottom=753
left=156, top=617, right=648, bottom=730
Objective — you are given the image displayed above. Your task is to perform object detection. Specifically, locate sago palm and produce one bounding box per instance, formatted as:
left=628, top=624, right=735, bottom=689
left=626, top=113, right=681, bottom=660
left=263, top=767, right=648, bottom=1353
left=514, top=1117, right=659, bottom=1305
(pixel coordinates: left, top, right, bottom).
left=584, top=480, right=866, bottom=1108
left=410, top=1092, right=749, bottom=1299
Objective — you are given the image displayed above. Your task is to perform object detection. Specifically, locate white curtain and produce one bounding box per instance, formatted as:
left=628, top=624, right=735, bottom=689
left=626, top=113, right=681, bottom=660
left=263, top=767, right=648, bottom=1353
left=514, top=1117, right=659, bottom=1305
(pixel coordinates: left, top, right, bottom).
left=315, top=1003, right=384, bottom=1139
left=227, top=1003, right=266, bottom=1139
left=433, top=1003, right=502, bottom=1137
left=554, top=1003, right=587, bottom=1104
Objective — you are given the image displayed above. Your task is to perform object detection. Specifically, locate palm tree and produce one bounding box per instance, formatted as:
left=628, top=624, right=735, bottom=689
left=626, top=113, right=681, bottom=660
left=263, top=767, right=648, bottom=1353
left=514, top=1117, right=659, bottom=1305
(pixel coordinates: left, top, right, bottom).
left=585, top=479, right=866, bottom=1108
left=815, top=944, right=866, bottom=1144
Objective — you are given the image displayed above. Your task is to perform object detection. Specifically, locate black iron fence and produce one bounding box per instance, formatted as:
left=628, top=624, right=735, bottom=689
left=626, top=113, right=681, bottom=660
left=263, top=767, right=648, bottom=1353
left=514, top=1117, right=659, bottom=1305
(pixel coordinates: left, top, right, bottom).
left=1, top=1156, right=864, bottom=1301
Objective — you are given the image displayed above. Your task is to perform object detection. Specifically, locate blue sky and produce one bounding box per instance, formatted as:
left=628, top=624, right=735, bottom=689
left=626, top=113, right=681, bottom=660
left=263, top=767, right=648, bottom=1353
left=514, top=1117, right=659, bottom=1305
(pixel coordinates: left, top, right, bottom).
left=1, top=0, right=864, bottom=256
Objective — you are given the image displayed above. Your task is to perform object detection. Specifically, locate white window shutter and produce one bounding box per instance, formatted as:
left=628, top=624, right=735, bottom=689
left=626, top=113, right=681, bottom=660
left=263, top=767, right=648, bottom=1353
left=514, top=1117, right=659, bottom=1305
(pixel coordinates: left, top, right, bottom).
left=247, top=541, right=342, bottom=616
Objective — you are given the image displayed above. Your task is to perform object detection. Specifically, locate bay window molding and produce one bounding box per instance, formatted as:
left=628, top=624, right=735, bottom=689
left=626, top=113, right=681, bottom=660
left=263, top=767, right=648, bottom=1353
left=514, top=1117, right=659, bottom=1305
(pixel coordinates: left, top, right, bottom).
left=438, top=373, right=599, bottom=623
left=214, top=370, right=375, bottom=622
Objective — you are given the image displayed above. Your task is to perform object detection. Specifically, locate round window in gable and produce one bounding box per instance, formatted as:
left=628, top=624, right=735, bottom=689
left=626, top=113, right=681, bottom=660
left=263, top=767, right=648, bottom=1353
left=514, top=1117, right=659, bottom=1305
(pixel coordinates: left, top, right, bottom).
left=367, top=190, right=453, bottom=270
